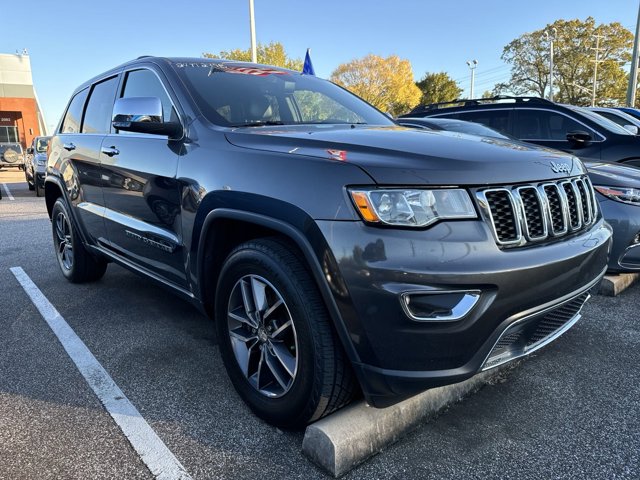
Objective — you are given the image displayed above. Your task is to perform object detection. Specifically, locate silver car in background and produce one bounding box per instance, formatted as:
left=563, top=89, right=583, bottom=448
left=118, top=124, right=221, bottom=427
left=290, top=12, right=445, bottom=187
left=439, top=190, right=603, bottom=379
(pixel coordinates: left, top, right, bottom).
left=25, top=136, right=51, bottom=197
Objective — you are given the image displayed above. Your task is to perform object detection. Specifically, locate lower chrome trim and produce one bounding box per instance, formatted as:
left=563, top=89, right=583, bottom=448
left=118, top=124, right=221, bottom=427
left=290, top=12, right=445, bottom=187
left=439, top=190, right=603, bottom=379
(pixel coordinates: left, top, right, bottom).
left=480, top=267, right=606, bottom=371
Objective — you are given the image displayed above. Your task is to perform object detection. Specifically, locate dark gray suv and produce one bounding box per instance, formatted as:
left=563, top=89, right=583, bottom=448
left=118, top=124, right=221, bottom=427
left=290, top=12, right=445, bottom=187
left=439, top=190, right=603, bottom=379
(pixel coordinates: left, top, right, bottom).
left=45, top=57, right=611, bottom=428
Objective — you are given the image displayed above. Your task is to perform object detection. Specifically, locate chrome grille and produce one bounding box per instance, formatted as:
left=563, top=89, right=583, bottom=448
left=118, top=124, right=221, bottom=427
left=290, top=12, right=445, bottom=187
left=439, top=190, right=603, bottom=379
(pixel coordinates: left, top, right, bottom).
left=478, top=175, right=598, bottom=247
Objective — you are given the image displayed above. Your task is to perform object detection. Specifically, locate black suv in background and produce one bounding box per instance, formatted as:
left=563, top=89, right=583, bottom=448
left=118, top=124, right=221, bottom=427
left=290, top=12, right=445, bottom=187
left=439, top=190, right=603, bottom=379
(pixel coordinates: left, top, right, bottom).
left=402, top=96, right=640, bottom=166
left=45, top=58, right=611, bottom=428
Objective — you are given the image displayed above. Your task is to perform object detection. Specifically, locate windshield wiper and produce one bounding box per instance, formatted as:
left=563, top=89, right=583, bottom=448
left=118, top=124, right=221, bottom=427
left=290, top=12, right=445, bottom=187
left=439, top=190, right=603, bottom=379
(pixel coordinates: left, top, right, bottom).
left=231, top=121, right=287, bottom=127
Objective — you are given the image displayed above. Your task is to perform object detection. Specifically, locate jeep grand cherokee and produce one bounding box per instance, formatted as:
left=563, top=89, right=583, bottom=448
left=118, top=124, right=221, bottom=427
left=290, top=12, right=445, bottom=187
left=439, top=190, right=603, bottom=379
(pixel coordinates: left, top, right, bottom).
left=45, top=57, right=611, bottom=428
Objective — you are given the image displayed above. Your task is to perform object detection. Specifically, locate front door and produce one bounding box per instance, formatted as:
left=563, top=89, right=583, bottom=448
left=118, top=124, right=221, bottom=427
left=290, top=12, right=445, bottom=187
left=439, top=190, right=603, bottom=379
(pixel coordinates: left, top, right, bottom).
left=100, top=67, right=186, bottom=288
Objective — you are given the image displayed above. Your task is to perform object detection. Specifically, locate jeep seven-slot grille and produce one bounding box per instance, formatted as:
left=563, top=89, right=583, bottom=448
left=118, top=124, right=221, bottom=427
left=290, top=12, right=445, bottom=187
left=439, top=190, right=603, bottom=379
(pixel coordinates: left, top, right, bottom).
left=479, top=176, right=597, bottom=247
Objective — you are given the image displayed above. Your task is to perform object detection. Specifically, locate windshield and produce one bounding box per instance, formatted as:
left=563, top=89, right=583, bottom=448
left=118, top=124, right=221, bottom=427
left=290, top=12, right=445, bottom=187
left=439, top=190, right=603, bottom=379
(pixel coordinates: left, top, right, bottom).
left=429, top=119, right=512, bottom=139
left=569, top=106, right=634, bottom=135
left=172, top=61, right=394, bottom=127
left=35, top=137, right=49, bottom=152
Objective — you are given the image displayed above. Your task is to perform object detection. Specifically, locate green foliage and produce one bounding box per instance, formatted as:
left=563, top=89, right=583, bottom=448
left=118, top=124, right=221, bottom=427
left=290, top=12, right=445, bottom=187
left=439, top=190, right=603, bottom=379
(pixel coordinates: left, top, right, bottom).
left=415, top=72, right=462, bottom=105
left=330, top=54, right=422, bottom=116
left=204, top=41, right=303, bottom=70
left=495, top=17, right=633, bottom=106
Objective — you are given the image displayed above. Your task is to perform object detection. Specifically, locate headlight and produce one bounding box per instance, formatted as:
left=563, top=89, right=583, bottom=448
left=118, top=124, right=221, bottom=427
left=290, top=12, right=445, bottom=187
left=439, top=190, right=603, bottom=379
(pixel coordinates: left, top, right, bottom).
left=594, top=185, right=640, bottom=205
left=349, top=188, right=477, bottom=227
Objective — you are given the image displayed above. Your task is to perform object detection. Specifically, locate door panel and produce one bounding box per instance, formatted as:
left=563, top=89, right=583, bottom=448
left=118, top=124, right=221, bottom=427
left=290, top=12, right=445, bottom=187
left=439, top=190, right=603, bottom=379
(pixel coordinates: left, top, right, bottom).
left=100, top=134, right=186, bottom=287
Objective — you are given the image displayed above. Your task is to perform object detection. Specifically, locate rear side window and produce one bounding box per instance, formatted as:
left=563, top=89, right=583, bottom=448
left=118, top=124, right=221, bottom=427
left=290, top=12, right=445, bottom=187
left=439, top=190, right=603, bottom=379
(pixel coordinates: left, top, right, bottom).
left=60, top=88, right=89, bottom=134
left=82, top=76, right=119, bottom=134
left=454, top=110, right=511, bottom=135
left=121, top=69, right=177, bottom=123
left=515, top=110, right=583, bottom=140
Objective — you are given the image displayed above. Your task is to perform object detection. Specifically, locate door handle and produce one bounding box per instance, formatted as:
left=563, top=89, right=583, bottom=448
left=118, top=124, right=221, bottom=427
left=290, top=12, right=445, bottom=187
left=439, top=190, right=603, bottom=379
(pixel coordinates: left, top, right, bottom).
left=63, top=142, right=76, bottom=151
left=101, top=146, right=120, bottom=157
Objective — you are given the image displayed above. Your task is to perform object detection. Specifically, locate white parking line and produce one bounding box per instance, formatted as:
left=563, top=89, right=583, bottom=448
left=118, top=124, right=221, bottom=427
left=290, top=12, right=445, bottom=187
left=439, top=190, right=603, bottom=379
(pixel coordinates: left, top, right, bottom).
left=2, top=183, right=14, bottom=200
left=10, top=267, right=192, bottom=480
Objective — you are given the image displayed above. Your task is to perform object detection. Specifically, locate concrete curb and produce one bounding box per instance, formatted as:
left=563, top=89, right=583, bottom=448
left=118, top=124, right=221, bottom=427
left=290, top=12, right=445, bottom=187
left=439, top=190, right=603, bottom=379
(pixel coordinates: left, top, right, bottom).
left=598, top=273, right=640, bottom=296
left=302, top=369, right=502, bottom=477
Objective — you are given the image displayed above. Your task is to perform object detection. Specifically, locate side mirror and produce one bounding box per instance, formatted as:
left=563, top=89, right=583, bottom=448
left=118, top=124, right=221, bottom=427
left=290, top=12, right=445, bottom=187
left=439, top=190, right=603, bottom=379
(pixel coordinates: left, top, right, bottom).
left=112, top=97, right=182, bottom=139
left=566, top=130, right=592, bottom=148
left=623, top=124, right=640, bottom=135
left=26, top=147, right=34, bottom=154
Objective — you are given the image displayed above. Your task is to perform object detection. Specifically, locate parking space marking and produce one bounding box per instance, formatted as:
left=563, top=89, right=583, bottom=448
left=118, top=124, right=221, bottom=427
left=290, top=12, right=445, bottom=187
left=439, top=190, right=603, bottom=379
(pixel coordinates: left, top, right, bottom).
left=10, top=267, right=193, bottom=480
left=2, top=183, right=14, bottom=200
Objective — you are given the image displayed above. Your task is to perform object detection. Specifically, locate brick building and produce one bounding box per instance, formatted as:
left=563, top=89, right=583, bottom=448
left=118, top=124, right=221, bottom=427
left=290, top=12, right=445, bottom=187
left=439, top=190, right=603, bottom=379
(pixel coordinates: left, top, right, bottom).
left=0, top=52, right=47, bottom=150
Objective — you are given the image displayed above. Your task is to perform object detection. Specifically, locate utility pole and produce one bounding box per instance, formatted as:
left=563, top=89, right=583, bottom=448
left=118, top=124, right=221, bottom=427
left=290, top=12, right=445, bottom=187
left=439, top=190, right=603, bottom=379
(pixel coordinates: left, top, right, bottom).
left=466, top=60, right=478, bottom=99
left=544, top=28, right=557, bottom=101
left=591, top=33, right=604, bottom=107
left=627, top=2, right=640, bottom=107
left=249, top=0, right=257, bottom=63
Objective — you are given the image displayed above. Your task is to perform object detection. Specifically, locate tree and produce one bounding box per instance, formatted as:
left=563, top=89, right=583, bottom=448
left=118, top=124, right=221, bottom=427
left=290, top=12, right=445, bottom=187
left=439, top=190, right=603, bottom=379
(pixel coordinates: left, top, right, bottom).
left=330, top=54, right=421, bottom=116
left=203, top=41, right=303, bottom=70
left=415, top=72, right=462, bottom=105
left=496, top=17, right=633, bottom=106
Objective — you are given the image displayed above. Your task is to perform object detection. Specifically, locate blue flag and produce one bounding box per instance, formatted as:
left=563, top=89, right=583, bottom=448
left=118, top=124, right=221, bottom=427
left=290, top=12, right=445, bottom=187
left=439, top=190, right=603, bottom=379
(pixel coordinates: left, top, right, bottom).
left=302, top=48, right=315, bottom=76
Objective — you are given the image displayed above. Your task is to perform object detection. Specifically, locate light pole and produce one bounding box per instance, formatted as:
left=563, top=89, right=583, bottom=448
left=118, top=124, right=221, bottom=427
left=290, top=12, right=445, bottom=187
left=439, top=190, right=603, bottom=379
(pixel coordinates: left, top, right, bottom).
left=249, top=0, right=257, bottom=63
left=627, top=2, right=640, bottom=107
left=466, top=60, right=478, bottom=99
left=544, top=28, right=557, bottom=101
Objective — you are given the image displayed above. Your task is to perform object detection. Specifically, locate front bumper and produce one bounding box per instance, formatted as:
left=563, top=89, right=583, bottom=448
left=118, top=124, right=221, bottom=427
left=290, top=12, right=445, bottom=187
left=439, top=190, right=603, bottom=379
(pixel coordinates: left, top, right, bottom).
left=317, top=217, right=612, bottom=407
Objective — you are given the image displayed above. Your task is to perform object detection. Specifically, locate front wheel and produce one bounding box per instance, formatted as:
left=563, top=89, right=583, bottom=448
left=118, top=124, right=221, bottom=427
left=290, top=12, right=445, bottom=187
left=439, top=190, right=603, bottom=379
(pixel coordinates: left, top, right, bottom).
left=35, top=177, right=43, bottom=197
left=51, top=198, right=107, bottom=283
left=215, top=238, right=356, bottom=428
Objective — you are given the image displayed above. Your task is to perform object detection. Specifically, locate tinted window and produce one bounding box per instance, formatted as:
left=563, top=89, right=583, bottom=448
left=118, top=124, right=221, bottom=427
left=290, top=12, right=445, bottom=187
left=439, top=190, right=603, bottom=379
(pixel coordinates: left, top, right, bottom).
left=515, top=110, right=583, bottom=140
left=121, top=69, right=176, bottom=123
left=61, top=88, right=89, bottom=134
left=454, top=110, right=510, bottom=135
left=82, top=77, right=119, bottom=134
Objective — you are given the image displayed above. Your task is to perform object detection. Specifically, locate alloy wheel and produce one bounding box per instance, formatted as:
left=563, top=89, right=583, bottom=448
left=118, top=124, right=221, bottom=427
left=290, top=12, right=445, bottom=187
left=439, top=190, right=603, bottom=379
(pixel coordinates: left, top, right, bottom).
left=227, top=274, right=298, bottom=398
left=54, top=212, right=74, bottom=271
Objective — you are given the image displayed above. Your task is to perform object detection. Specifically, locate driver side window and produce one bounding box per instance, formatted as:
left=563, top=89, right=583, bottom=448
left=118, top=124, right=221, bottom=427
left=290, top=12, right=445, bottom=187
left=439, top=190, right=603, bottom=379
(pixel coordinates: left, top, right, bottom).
left=120, top=69, right=178, bottom=129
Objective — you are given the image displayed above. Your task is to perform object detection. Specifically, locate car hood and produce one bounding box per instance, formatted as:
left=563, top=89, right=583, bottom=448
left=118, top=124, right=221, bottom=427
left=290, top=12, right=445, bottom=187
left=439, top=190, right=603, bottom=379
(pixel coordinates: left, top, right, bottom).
left=225, top=125, right=586, bottom=185
left=583, top=159, right=640, bottom=188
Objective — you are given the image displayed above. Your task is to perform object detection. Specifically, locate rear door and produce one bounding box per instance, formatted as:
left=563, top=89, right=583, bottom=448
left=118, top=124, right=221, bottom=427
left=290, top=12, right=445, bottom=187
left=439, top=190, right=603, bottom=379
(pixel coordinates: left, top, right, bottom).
left=512, top=108, right=603, bottom=158
left=100, top=67, right=186, bottom=288
left=51, top=77, right=119, bottom=246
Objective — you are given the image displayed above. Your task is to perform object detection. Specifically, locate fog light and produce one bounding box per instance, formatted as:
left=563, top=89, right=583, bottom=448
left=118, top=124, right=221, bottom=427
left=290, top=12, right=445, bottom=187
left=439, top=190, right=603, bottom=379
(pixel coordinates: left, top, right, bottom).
left=401, top=290, right=480, bottom=322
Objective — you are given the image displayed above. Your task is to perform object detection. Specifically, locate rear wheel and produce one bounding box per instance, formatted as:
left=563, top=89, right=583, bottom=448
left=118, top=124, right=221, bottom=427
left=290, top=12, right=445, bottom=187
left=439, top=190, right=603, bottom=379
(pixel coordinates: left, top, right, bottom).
left=51, top=198, right=107, bottom=283
left=215, top=238, right=356, bottom=428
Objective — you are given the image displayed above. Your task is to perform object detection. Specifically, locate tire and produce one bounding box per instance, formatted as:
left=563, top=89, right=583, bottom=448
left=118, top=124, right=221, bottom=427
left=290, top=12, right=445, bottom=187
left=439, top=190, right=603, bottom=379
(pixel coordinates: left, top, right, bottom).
left=215, top=238, right=356, bottom=428
left=35, top=178, right=43, bottom=197
left=26, top=169, right=34, bottom=190
left=51, top=198, right=107, bottom=283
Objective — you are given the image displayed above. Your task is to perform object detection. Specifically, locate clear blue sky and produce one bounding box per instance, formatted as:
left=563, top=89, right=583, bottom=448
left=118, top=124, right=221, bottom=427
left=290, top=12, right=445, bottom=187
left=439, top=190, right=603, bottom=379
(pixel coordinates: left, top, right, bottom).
left=1, top=0, right=636, bottom=132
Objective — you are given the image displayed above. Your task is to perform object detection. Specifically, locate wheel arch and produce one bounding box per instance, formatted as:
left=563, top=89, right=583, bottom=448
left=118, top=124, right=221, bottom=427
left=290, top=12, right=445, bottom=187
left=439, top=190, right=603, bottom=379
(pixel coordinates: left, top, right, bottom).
left=196, top=208, right=361, bottom=365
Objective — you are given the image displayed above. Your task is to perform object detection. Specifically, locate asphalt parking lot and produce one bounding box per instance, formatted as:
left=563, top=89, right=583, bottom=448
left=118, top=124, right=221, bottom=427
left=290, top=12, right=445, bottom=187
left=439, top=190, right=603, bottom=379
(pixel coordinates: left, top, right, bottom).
left=1, top=167, right=638, bottom=480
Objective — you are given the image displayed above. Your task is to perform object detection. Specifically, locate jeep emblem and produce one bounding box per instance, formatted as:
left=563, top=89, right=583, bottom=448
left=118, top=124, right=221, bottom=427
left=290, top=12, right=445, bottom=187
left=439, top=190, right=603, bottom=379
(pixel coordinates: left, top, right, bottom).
left=550, top=161, right=571, bottom=174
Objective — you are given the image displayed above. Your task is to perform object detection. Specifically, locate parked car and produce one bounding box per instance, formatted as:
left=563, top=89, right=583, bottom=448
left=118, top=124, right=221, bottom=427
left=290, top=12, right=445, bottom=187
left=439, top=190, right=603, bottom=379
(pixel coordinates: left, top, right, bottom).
left=45, top=57, right=611, bottom=428
left=402, top=96, right=640, bottom=166
left=25, top=136, right=51, bottom=196
left=615, top=106, right=640, bottom=122
left=588, top=107, right=640, bottom=135
left=399, top=117, right=640, bottom=272
left=0, top=142, right=25, bottom=170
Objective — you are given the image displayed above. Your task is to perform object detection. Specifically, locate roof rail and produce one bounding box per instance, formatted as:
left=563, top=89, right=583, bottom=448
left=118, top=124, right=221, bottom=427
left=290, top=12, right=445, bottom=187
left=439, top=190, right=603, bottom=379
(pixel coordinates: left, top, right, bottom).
left=409, top=95, right=553, bottom=114
left=136, top=55, right=153, bottom=59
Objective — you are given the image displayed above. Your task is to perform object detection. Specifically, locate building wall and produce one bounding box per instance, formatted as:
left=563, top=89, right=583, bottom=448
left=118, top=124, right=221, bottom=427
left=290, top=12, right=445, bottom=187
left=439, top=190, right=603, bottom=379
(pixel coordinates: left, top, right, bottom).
left=0, top=53, right=46, bottom=147
left=0, top=97, right=40, bottom=148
